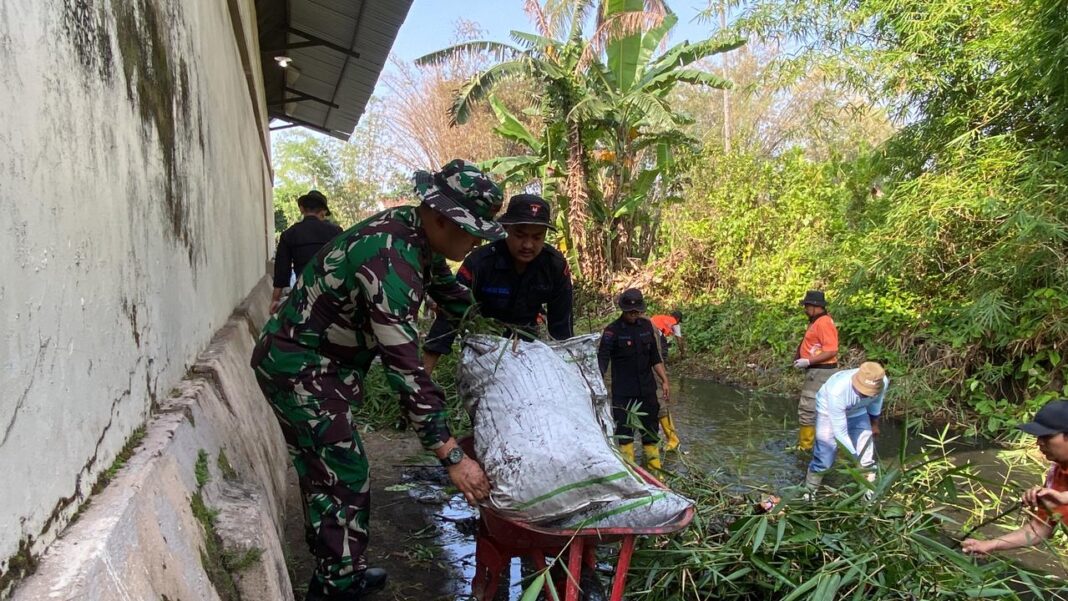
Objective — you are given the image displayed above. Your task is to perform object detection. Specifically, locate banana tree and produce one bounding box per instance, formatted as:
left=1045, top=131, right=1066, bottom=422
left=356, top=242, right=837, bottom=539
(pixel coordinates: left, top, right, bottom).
left=579, top=8, right=745, bottom=269
left=415, top=9, right=597, bottom=279
left=416, top=1, right=673, bottom=283
left=480, top=96, right=572, bottom=238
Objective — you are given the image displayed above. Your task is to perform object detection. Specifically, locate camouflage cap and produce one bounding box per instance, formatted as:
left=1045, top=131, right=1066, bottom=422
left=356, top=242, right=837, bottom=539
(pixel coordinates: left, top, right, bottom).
left=411, top=170, right=433, bottom=196
left=419, top=160, right=505, bottom=241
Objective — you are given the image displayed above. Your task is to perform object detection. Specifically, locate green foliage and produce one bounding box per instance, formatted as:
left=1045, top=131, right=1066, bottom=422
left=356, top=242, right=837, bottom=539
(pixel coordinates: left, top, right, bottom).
left=222, top=547, right=264, bottom=572
left=429, top=2, right=741, bottom=283
left=216, top=449, right=238, bottom=481
left=272, top=97, right=401, bottom=231
left=659, top=140, right=1068, bottom=427
left=627, top=442, right=1063, bottom=599
left=352, top=349, right=472, bottom=437
left=646, top=0, right=1068, bottom=430
left=190, top=450, right=262, bottom=601
left=195, top=449, right=211, bottom=489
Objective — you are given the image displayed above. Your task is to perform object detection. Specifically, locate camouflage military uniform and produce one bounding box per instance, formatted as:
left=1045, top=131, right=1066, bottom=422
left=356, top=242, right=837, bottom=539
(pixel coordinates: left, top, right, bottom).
left=251, top=161, right=503, bottom=596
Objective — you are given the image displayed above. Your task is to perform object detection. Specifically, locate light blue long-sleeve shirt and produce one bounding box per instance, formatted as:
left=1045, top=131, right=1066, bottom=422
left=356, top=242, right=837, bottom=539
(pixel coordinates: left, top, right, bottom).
left=815, top=368, right=889, bottom=455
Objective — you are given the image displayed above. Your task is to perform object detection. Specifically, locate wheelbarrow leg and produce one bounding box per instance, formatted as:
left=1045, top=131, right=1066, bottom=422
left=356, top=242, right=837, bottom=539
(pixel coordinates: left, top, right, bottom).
left=565, top=539, right=585, bottom=601
left=473, top=533, right=505, bottom=601
left=530, top=553, right=557, bottom=600
left=609, top=535, right=636, bottom=601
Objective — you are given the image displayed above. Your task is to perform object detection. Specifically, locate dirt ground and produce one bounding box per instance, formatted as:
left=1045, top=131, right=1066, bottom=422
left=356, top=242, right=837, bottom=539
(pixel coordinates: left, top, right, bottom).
left=283, top=429, right=473, bottom=601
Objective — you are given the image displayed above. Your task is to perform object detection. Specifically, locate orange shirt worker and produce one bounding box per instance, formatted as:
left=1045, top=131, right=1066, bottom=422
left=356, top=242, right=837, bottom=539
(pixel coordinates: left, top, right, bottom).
left=793, top=290, right=839, bottom=451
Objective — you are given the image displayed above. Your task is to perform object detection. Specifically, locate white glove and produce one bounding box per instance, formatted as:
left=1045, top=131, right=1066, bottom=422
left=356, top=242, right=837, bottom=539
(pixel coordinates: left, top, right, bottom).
left=793, top=358, right=810, bottom=369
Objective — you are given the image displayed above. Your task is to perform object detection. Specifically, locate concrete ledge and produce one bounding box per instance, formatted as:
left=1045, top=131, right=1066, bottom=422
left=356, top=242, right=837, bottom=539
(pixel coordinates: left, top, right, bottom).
left=10, top=277, right=292, bottom=601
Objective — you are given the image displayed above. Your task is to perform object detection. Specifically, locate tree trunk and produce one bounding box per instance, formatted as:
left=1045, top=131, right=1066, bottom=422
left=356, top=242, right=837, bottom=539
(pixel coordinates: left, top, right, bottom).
left=612, top=218, right=630, bottom=270
left=565, top=119, right=604, bottom=284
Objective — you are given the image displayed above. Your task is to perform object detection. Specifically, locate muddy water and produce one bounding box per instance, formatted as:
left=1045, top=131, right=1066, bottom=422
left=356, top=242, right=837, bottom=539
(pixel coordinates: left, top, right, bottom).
left=415, top=377, right=1065, bottom=599
left=665, top=377, right=931, bottom=490
left=668, top=377, right=1067, bottom=577
left=403, top=473, right=525, bottom=601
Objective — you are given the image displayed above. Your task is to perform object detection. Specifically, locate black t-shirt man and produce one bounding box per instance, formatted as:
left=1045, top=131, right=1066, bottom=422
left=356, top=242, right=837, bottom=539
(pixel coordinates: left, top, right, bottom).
left=271, top=190, right=343, bottom=313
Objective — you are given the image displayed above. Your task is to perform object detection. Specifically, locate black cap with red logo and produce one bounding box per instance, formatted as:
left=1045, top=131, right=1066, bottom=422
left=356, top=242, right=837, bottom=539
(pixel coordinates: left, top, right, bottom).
left=618, top=288, right=647, bottom=313
left=497, top=194, right=556, bottom=231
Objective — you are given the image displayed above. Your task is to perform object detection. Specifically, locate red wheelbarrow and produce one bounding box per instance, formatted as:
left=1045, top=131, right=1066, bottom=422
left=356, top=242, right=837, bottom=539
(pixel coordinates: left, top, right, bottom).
left=464, top=439, right=694, bottom=601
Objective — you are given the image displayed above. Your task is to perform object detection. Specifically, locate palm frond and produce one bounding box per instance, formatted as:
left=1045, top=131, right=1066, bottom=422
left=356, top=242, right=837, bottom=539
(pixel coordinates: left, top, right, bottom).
left=644, top=35, right=745, bottom=79
left=524, top=0, right=555, bottom=38
left=482, top=154, right=544, bottom=180
left=488, top=95, right=542, bottom=151
left=644, top=68, right=734, bottom=92
left=641, top=0, right=669, bottom=18
left=509, top=30, right=563, bottom=54
left=583, top=10, right=667, bottom=68
left=620, top=92, right=678, bottom=129
left=414, top=41, right=522, bottom=67
left=636, top=11, right=678, bottom=72
left=569, top=0, right=600, bottom=39
left=631, top=129, right=700, bottom=153
left=450, top=60, right=531, bottom=125
left=585, top=59, right=619, bottom=96
left=569, top=93, right=613, bottom=122
left=596, top=0, right=669, bottom=33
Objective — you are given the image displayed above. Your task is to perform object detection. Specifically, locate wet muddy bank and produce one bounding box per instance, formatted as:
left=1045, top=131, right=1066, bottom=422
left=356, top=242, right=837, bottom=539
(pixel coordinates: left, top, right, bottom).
left=282, top=431, right=466, bottom=601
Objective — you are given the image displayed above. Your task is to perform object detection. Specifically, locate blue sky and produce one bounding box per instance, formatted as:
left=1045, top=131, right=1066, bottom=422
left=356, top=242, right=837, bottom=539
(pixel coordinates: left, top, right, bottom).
left=373, top=0, right=722, bottom=97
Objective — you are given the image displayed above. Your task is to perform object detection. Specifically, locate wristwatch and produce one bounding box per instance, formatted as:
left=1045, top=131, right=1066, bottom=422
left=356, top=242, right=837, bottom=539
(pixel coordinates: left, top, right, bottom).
left=439, top=446, right=465, bottom=468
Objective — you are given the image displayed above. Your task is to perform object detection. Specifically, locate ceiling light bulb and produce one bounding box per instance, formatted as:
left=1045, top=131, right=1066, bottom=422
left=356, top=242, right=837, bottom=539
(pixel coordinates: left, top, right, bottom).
left=275, top=56, right=293, bottom=68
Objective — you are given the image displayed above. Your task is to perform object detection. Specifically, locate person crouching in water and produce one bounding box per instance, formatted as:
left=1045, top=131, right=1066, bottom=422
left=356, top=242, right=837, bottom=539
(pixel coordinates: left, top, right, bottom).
left=598, top=288, right=670, bottom=470
left=963, top=399, right=1068, bottom=555
left=803, top=362, right=888, bottom=496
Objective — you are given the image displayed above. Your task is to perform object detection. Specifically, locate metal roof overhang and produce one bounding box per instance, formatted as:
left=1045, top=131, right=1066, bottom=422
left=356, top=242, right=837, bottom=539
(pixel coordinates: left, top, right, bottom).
left=257, top=0, right=412, bottom=140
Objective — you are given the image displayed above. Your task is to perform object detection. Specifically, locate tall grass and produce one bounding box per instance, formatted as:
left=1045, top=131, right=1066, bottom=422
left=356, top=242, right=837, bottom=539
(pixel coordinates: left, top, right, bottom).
left=623, top=438, right=1066, bottom=600
left=506, top=428, right=1068, bottom=599
left=352, top=350, right=472, bottom=436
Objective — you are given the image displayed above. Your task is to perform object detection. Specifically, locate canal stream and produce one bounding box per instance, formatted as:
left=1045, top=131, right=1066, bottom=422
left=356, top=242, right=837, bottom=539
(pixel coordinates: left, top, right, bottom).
left=408, top=377, right=1066, bottom=599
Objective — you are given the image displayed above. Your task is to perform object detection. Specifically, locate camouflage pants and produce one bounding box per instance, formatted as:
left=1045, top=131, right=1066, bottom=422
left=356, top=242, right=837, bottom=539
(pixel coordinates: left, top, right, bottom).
left=255, top=374, right=369, bottom=595
left=798, top=367, right=839, bottom=426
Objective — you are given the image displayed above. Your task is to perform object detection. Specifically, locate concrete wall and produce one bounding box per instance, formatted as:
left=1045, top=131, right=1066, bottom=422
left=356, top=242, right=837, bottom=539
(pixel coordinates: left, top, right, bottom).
left=0, top=0, right=274, bottom=586
left=9, top=278, right=292, bottom=601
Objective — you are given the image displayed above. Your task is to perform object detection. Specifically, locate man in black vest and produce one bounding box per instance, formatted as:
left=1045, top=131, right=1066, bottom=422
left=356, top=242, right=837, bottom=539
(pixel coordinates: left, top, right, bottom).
left=423, top=194, right=573, bottom=373
left=270, top=190, right=343, bottom=313
left=598, top=288, right=670, bottom=471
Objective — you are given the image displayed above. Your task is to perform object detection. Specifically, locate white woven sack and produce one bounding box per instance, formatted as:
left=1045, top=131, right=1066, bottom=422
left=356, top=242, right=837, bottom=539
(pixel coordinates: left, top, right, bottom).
left=546, top=334, right=614, bottom=441
left=459, top=335, right=646, bottom=522
left=553, top=485, right=693, bottom=529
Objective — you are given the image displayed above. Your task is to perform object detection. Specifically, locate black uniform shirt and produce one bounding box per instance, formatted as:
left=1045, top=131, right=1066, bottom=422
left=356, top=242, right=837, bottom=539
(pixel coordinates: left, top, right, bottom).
left=424, top=239, right=573, bottom=355
left=598, top=315, right=663, bottom=399
left=272, top=215, right=343, bottom=288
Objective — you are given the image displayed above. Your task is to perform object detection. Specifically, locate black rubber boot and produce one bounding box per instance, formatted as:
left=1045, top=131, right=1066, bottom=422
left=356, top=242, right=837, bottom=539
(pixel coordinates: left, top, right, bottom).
left=304, top=578, right=344, bottom=601
left=303, top=567, right=387, bottom=601
left=353, top=567, right=388, bottom=595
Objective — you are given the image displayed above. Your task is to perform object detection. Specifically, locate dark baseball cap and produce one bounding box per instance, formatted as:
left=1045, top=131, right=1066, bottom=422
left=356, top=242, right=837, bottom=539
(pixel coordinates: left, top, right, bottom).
left=497, top=194, right=556, bottom=231
left=298, top=190, right=330, bottom=215
left=1018, top=400, right=1068, bottom=436
left=618, top=288, right=646, bottom=312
